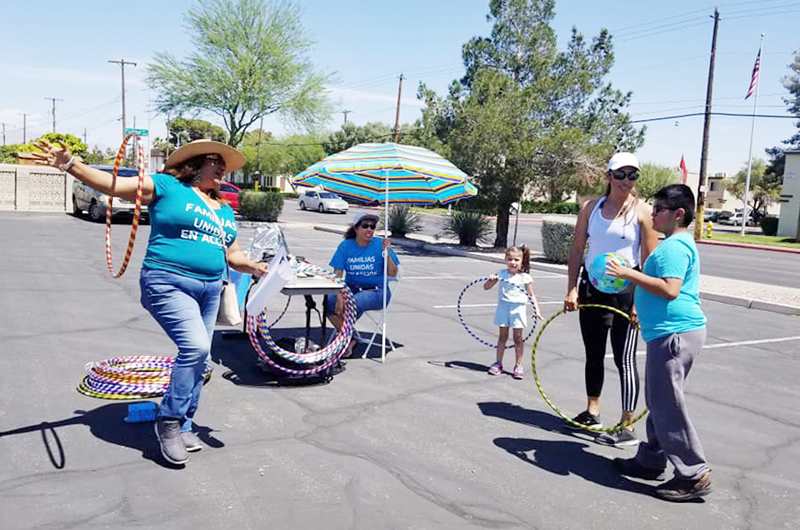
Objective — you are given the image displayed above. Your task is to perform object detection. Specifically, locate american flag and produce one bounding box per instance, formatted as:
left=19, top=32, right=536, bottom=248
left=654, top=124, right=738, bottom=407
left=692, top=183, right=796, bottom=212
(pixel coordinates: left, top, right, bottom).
left=745, top=47, right=761, bottom=100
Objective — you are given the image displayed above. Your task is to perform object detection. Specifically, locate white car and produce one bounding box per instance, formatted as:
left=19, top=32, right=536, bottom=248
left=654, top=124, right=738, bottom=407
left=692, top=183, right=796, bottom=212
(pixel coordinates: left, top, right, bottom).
left=72, top=164, right=147, bottom=222
left=298, top=190, right=349, bottom=214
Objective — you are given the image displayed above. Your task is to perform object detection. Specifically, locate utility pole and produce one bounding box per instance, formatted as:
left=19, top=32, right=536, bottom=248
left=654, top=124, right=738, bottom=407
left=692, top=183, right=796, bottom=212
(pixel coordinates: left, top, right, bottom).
left=84, top=128, right=87, bottom=144
left=23, top=113, right=27, bottom=144
left=44, top=97, right=63, bottom=133
left=392, top=73, right=404, bottom=143
left=341, top=109, right=353, bottom=125
left=2, top=123, right=5, bottom=145
left=695, top=8, right=720, bottom=240
left=108, top=59, right=137, bottom=141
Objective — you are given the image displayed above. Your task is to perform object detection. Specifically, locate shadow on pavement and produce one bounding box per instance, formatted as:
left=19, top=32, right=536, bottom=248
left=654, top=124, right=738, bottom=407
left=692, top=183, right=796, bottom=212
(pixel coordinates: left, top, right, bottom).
left=428, top=360, right=490, bottom=373
left=480, top=401, right=654, bottom=497
left=0, top=404, right=223, bottom=470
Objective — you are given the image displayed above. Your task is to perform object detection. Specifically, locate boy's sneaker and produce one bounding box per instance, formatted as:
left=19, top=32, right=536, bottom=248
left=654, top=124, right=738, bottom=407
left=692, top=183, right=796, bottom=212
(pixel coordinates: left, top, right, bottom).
left=512, top=364, right=524, bottom=380
left=614, top=457, right=666, bottom=480
left=566, top=410, right=602, bottom=430
left=155, top=418, right=189, bottom=465
left=655, top=472, right=712, bottom=502
left=181, top=431, right=203, bottom=453
left=488, top=362, right=503, bottom=376
left=596, top=425, right=640, bottom=447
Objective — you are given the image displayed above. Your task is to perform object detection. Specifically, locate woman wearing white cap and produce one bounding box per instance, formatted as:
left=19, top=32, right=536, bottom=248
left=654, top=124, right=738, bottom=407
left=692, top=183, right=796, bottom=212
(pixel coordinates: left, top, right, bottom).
left=326, top=210, right=400, bottom=357
left=31, top=138, right=269, bottom=465
left=563, top=152, right=659, bottom=447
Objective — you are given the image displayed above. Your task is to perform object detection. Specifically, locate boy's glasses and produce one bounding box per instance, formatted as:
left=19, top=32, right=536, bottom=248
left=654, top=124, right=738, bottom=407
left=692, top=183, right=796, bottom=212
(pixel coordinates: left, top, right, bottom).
left=611, top=169, right=639, bottom=181
left=652, top=204, right=675, bottom=214
left=359, top=222, right=377, bottom=230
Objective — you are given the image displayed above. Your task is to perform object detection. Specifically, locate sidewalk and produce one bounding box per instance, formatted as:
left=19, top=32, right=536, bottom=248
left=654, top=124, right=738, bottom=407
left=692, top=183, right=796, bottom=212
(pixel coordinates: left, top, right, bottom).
left=293, top=220, right=800, bottom=317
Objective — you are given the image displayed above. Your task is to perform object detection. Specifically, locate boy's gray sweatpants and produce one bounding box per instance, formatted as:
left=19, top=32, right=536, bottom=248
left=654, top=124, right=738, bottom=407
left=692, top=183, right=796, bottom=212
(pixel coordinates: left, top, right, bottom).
left=635, top=328, right=710, bottom=480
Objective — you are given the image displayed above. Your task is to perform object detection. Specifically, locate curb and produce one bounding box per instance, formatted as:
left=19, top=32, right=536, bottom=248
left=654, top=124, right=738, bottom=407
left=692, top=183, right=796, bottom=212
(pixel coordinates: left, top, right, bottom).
left=696, top=238, right=800, bottom=255
left=305, top=223, right=800, bottom=317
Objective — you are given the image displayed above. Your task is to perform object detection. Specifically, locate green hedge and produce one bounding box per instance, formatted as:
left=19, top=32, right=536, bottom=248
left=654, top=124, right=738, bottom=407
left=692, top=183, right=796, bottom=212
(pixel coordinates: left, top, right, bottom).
left=541, top=217, right=577, bottom=264
left=239, top=191, right=284, bottom=222
left=521, top=201, right=579, bottom=215
left=760, top=216, right=779, bottom=236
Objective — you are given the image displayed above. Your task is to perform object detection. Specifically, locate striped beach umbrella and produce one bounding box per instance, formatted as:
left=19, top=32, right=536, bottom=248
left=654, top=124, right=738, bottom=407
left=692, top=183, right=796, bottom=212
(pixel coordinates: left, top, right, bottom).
left=291, top=142, right=476, bottom=361
left=290, top=142, right=477, bottom=205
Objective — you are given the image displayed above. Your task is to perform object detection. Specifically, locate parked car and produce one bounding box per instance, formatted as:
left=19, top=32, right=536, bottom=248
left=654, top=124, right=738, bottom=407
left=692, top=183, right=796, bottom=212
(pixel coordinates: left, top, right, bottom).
left=218, top=182, right=242, bottom=211
left=719, top=210, right=755, bottom=226
left=72, top=164, right=148, bottom=222
left=703, top=209, right=723, bottom=222
left=298, top=190, right=349, bottom=213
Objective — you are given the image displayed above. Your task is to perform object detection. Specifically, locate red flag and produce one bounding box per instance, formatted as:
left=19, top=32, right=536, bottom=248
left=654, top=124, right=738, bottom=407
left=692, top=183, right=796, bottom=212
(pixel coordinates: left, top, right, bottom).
left=680, top=155, right=688, bottom=184
left=745, top=47, right=761, bottom=100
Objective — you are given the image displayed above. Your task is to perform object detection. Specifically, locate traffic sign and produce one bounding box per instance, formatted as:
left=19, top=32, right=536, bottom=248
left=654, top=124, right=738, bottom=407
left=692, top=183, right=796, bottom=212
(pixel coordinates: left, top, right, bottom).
left=124, top=128, right=149, bottom=137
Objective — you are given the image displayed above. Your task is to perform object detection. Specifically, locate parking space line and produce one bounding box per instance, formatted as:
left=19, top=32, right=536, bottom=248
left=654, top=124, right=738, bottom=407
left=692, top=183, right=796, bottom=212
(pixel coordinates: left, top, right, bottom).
left=404, top=274, right=563, bottom=281
left=621, top=335, right=800, bottom=357
left=433, top=301, right=563, bottom=309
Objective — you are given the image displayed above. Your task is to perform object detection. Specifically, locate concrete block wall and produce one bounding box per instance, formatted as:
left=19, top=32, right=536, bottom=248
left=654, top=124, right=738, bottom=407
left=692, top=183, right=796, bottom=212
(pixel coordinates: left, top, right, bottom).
left=0, top=163, right=74, bottom=212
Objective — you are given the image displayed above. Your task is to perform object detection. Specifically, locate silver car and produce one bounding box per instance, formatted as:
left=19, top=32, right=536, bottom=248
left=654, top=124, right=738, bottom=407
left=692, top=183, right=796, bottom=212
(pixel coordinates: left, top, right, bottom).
left=72, top=164, right=148, bottom=222
left=298, top=190, right=349, bottom=214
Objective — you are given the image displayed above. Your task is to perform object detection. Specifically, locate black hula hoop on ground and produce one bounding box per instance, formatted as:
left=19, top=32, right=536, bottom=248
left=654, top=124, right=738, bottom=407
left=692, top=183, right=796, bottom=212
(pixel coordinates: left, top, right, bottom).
left=530, top=304, right=649, bottom=433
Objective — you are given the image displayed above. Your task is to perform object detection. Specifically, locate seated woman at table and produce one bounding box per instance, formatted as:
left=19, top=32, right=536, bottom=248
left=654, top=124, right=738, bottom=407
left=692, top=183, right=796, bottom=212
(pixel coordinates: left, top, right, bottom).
left=326, top=211, right=400, bottom=357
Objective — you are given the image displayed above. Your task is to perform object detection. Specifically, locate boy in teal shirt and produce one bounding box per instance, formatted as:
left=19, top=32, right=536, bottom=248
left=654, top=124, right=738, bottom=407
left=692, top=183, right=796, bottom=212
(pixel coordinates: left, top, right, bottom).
left=605, top=184, right=711, bottom=502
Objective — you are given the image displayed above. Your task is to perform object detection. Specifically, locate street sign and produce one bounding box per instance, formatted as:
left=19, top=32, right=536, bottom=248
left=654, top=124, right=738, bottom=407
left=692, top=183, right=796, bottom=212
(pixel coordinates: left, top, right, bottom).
left=124, top=128, right=149, bottom=137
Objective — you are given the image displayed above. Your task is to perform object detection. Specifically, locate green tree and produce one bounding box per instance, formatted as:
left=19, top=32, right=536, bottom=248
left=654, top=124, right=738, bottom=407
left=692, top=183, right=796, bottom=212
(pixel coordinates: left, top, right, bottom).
left=18, top=133, right=88, bottom=159
left=82, top=146, right=117, bottom=165
left=240, top=130, right=326, bottom=178
left=321, top=122, right=426, bottom=155
left=635, top=163, right=679, bottom=200
left=765, top=50, right=800, bottom=182
left=418, top=0, right=643, bottom=247
left=169, top=117, right=227, bottom=145
left=725, top=158, right=780, bottom=215
left=0, top=145, right=22, bottom=163
left=146, top=0, right=332, bottom=147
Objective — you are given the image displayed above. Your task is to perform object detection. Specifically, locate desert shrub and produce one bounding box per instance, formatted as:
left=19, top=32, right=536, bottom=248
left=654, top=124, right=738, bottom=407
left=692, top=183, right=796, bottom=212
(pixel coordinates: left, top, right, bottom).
left=521, top=201, right=580, bottom=215
left=439, top=210, right=493, bottom=246
left=541, top=217, right=577, bottom=263
left=383, top=205, right=423, bottom=237
left=239, top=191, right=283, bottom=222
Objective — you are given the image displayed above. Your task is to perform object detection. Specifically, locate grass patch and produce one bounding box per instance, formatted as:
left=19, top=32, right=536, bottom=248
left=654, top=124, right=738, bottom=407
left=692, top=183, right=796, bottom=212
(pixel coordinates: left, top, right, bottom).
left=705, top=232, right=800, bottom=249
left=411, top=206, right=451, bottom=216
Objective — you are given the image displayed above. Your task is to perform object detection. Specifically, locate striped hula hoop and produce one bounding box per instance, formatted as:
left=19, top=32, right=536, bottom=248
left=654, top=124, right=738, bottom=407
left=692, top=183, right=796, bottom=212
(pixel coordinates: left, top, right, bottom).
left=457, top=277, right=539, bottom=349
left=76, top=355, right=212, bottom=400
left=246, top=263, right=357, bottom=375
left=531, top=304, right=649, bottom=433
left=106, top=131, right=145, bottom=278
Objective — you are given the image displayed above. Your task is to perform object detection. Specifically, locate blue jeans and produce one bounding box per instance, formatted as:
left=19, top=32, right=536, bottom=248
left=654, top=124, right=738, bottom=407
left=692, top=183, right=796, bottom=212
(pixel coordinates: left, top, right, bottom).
left=140, top=268, right=222, bottom=432
left=325, top=285, right=391, bottom=319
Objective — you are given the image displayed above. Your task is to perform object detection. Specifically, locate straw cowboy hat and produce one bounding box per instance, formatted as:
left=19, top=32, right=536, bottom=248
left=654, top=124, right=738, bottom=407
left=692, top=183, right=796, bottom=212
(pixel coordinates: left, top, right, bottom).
left=165, top=139, right=246, bottom=174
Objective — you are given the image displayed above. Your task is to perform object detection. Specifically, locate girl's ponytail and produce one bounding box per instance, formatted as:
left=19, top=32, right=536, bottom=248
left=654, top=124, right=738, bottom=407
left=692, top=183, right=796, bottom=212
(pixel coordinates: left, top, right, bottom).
left=520, top=244, right=530, bottom=273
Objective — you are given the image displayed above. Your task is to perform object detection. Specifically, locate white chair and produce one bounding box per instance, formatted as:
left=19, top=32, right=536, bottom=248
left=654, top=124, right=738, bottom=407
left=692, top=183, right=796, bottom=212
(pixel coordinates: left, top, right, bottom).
left=354, top=264, right=403, bottom=362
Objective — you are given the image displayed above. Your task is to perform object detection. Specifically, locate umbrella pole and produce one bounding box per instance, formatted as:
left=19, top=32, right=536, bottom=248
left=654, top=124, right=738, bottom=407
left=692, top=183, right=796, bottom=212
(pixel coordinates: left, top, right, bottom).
left=382, top=169, right=389, bottom=362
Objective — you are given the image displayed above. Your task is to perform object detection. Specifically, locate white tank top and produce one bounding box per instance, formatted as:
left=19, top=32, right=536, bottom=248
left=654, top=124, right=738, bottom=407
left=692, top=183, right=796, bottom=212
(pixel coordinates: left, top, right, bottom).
left=584, top=196, right=641, bottom=268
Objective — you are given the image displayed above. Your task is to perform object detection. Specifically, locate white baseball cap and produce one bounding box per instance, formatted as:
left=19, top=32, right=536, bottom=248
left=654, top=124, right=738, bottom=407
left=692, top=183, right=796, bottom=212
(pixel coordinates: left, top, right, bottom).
left=353, top=211, right=379, bottom=226
left=607, top=152, right=640, bottom=171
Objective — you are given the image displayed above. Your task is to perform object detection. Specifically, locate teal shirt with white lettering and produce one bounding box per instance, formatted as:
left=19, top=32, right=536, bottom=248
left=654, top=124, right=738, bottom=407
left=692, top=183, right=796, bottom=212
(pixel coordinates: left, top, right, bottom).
left=329, top=237, right=399, bottom=289
left=142, top=173, right=237, bottom=280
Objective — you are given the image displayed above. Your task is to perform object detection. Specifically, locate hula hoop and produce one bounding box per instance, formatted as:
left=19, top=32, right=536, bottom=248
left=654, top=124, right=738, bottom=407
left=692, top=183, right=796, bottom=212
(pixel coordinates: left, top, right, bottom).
left=106, top=131, right=146, bottom=278
left=457, top=277, right=539, bottom=349
left=531, top=303, right=648, bottom=433
left=77, top=355, right=213, bottom=400
left=246, top=263, right=357, bottom=375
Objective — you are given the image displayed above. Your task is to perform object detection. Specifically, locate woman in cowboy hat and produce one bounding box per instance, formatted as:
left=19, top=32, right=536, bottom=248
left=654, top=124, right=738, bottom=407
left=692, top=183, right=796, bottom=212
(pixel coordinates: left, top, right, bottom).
left=32, top=138, right=269, bottom=466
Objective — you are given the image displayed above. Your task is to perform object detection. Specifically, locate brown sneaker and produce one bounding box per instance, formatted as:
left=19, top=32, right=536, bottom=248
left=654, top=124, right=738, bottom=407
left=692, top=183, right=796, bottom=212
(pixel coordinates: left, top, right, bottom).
left=655, top=471, right=712, bottom=502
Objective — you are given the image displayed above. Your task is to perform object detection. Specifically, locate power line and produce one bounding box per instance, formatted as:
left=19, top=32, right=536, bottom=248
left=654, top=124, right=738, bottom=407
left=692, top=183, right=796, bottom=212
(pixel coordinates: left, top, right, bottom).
left=630, top=111, right=797, bottom=123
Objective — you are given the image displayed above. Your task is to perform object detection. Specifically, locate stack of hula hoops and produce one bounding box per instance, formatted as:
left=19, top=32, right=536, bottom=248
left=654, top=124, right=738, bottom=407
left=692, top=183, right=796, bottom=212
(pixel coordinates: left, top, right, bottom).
left=246, top=263, right=357, bottom=378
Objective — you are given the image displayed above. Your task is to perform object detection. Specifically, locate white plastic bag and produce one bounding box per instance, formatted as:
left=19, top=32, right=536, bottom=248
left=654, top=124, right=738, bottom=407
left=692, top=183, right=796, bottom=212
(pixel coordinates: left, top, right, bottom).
left=245, top=247, right=294, bottom=316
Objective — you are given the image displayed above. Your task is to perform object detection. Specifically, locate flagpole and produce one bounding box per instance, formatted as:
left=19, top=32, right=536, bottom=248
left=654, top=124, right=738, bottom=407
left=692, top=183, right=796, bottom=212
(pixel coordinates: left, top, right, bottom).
left=741, top=34, right=764, bottom=236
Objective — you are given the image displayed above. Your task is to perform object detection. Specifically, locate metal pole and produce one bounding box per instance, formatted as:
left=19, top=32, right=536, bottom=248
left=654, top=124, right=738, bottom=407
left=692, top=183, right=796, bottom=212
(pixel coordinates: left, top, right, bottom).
left=109, top=60, right=137, bottom=142
left=513, top=204, right=520, bottom=246
left=23, top=113, right=26, bottom=144
left=741, top=34, right=764, bottom=236
left=695, top=8, right=720, bottom=240
left=392, top=74, right=404, bottom=143
left=44, top=97, right=62, bottom=132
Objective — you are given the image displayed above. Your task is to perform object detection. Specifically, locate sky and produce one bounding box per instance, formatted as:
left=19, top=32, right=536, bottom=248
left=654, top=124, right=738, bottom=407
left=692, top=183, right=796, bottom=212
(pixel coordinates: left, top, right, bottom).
left=2, top=0, right=799, bottom=178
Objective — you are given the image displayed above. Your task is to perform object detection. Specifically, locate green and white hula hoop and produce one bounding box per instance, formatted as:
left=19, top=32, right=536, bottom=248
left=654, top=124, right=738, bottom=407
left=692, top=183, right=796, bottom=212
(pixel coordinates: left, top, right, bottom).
left=530, top=303, right=649, bottom=433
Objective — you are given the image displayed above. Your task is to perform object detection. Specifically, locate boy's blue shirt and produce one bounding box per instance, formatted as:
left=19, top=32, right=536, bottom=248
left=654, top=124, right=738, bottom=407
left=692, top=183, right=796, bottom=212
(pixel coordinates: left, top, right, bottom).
left=143, top=173, right=237, bottom=280
left=634, top=231, right=707, bottom=342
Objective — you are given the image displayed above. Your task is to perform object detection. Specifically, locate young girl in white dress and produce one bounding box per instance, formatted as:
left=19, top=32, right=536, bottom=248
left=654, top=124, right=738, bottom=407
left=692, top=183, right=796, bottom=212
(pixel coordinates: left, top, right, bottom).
left=484, top=245, right=543, bottom=379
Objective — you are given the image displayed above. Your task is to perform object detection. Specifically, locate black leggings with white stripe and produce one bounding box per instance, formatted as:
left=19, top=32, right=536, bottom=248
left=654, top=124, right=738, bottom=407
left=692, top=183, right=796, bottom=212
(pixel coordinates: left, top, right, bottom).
left=578, top=268, right=640, bottom=412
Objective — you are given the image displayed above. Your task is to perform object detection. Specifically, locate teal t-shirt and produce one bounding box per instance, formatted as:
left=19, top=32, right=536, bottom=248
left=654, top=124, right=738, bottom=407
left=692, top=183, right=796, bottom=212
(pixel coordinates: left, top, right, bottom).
left=329, top=237, right=399, bottom=289
left=142, top=173, right=238, bottom=280
left=634, top=231, right=707, bottom=342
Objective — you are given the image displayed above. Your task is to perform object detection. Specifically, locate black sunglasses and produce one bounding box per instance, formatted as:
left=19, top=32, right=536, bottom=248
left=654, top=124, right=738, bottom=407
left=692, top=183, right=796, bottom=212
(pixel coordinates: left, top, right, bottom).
left=358, top=222, right=377, bottom=230
left=611, top=169, right=639, bottom=181
left=653, top=204, right=676, bottom=214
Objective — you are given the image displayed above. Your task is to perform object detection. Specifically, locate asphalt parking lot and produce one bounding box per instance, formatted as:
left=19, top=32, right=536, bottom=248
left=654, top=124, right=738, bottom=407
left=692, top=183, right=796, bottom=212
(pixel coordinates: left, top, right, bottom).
left=1, top=212, right=799, bottom=530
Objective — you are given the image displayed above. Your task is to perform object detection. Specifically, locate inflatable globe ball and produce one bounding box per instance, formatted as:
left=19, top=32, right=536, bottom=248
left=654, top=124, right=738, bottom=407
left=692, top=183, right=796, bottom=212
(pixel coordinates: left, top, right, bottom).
left=588, top=253, right=631, bottom=294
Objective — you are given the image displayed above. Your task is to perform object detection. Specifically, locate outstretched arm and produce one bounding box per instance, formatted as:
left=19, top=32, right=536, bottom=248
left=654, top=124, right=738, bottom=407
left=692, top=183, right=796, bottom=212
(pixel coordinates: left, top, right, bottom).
left=31, top=139, right=156, bottom=204
left=606, top=260, right=683, bottom=300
